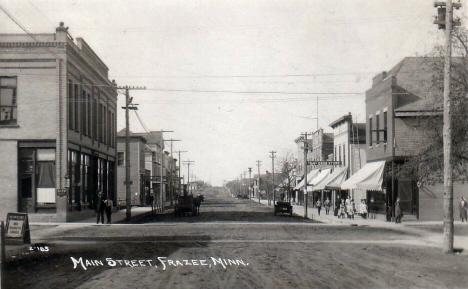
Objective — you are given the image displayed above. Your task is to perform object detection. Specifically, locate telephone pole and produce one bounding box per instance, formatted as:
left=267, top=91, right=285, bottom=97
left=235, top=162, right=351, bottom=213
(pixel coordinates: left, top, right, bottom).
left=177, top=150, right=188, bottom=195
left=269, top=151, right=276, bottom=206
left=434, top=0, right=461, bottom=253
left=183, top=160, right=194, bottom=195
left=158, top=130, right=173, bottom=213
left=256, top=160, right=261, bottom=203
left=248, top=167, right=252, bottom=200
left=302, top=132, right=312, bottom=218
left=118, top=85, right=146, bottom=221
left=167, top=139, right=181, bottom=206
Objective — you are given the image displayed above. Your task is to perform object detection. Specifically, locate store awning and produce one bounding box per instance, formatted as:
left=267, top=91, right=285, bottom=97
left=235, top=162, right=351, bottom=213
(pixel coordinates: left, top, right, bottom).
left=294, top=168, right=320, bottom=190
left=313, top=166, right=348, bottom=191
left=308, top=169, right=331, bottom=191
left=340, top=161, right=386, bottom=191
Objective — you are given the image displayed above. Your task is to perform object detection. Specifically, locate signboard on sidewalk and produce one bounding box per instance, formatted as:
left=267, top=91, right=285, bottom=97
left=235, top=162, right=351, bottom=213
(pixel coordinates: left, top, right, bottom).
left=5, top=213, right=31, bottom=245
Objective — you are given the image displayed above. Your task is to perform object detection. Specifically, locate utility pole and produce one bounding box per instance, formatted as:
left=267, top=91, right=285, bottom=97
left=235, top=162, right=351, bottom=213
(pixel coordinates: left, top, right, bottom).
left=434, top=0, right=461, bottom=253
left=177, top=151, right=188, bottom=195
left=243, top=172, right=247, bottom=196
left=256, top=160, right=261, bottom=203
left=269, top=151, right=276, bottom=206
left=302, top=132, right=311, bottom=218
left=118, top=85, right=145, bottom=221
left=158, top=130, right=173, bottom=213
left=167, top=139, right=181, bottom=206
left=248, top=167, right=252, bottom=200
left=183, top=160, right=194, bottom=195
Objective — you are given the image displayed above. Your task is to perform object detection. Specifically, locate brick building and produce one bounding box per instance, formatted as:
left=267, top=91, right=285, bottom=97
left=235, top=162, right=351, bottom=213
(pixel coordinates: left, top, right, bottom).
left=343, top=57, right=468, bottom=221
left=0, top=23, right=117, bottom=222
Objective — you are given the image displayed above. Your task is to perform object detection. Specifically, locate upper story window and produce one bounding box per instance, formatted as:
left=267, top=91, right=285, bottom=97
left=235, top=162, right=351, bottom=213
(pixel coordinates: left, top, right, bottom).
left=117, top=152, right=125, bottom=166
left=0, top=77, right=17, bottom=125
left=369, top=116, right=373, bottom=146
left=376, top=113, right=380, bottom=144
left=383, top=111, right=388, bottom=143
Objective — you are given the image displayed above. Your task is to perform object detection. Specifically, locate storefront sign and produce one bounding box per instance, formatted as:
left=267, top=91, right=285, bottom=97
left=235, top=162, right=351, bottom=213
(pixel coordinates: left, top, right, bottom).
left=307, top=161, right=342, bottom=166
left=57, top=189, right=68, bottom=197
left=5, top=213, right=31, bottom=245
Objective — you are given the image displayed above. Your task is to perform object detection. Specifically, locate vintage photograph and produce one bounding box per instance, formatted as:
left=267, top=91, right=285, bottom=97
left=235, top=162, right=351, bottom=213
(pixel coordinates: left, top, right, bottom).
left=0, top=0, right=468, bottom=288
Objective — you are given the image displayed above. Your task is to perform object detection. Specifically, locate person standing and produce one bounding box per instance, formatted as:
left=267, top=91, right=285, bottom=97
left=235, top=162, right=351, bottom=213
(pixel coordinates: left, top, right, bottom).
left=459, top=197, right=467, bottom=222
left=339, top=199, right=346, bottom=219
left=395, top=197, right=403, bottom=224
left=104, top=195, right=113, bottom=224
left=324, top=197, right=331, bottom=215
left=316, top=198, right=322, bottom=216
left=149, top=193, right=155, bottom=214
left=96, top=191, right=105, bottom=224
left=360, top=200, right=368, bottom=219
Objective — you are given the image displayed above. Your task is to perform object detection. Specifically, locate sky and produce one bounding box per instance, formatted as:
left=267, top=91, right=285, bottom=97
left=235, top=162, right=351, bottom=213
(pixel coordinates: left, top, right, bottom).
left=1, top=0, right=465, bottom=186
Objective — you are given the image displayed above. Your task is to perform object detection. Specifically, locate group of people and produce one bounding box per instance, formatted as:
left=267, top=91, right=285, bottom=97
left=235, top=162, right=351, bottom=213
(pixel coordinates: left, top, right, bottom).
left=333, top=196, right=363, bottom=220
left=314, top=195, right=404, bottom=224
left=96, top=191, right=113, bottom=224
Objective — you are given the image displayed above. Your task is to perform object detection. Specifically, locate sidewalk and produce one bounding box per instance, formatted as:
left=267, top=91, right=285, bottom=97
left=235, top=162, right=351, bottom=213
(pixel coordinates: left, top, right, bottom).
left=248, top=196, right=467, bottom=228
left=2, top=206, right=168, bottom=262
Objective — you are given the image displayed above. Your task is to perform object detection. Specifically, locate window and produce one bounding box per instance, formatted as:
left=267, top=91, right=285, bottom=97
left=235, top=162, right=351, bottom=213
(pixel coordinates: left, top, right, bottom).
left=68, top=81, right=74, bottom=130
left=87, top=93, right=91, bottom=137
left=103, top=106, right=107, bottom=144
left=334, top=146, right=337, bottom=162
left=338, top=146, right=341, bottom=164
left=383, top=111, right=388, bottom=143
left=82, top=90, right=87, bottom=136
left=376, top=113, right=380, bottom=144
left=0, top=77, right=17, bottom=125
left=343, top=143, right=346, bottom=166
left=99, top=103, right=103, bottom=143
left=93, top=96, right=98, bottom=141
left=74, top=84, right=79, bottom=132
left=369, top=117, right=373, bottom=146
left=107, top=108, right=111, bottom=146
left=118, top=152, right=125, bottom=166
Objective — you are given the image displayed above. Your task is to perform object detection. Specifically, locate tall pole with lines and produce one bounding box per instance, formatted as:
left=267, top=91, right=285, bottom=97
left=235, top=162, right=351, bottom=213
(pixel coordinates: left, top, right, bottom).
left=256, top=160, right=261, bottom=203
left=118, top=85, right=145, bottom=221
left=270, top=151, right=276, bottom=206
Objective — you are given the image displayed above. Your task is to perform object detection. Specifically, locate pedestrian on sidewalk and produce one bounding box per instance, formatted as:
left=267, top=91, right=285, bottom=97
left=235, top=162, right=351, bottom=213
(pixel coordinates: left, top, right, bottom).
left=104, top=195, right=113, bottom=224
left=324, top=197, right=331, bottom=215
left=149, top=193, right=155, bottom=214
left=96, top=191, right=105, bottom=224
left=346, top=199, right=355, bottom=220
left=360, top=200, right=368, bottom=219
left=459, top=197, right=467, bottom=222
left=339, top=199, right=346, bottom=219
left=316, top=199, right=322, bottom=215
left=395, top=197, right=403, bottom=224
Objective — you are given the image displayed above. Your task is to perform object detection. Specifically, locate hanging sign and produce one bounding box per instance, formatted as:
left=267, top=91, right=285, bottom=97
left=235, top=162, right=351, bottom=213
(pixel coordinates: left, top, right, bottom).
left=5, top=213, right=31, bottom=245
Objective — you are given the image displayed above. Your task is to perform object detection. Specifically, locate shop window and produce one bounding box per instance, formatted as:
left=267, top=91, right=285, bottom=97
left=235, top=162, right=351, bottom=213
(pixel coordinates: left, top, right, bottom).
left=37, top=149, right=56, bottom=204
left=0, top=77, right=17, bottom=125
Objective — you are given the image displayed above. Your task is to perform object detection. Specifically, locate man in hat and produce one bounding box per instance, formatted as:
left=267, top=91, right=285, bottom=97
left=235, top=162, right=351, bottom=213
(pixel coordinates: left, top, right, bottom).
left=96, top=191, right=105, bottom=224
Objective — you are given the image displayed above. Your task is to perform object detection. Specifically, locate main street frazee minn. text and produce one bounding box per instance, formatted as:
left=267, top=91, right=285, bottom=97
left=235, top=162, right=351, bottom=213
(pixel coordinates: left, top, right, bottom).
left=70, top=256, right=250, bottom=271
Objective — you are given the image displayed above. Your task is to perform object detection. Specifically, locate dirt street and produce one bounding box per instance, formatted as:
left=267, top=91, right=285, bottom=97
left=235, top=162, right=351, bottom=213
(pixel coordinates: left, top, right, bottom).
left=4, top=188, right=468, bottom=289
